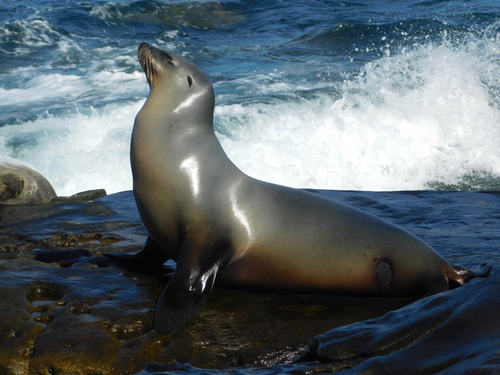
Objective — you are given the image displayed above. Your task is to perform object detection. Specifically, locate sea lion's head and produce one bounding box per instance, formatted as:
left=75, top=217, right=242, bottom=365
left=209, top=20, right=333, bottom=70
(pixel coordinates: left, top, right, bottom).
left=137, top=42, right=214, bottom=126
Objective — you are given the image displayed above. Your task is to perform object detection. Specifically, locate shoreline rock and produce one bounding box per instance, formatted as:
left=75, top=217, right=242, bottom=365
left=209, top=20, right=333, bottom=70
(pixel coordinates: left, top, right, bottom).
left=0, top=163, right=57, bottom=206
left=0, top=190, right=410, bottom=374
left=2, top=187, right=499, bottom=374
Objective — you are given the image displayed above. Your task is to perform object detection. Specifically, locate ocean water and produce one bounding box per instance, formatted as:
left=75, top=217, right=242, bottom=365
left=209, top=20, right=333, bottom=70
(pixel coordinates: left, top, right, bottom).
left=1, top=0, right=500, bottom=196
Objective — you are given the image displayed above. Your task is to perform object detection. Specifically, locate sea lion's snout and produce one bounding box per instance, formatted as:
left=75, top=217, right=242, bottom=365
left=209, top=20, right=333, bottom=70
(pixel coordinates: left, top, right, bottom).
left=138, top=43, right=178, bottom=87
left=138, top=42, right=157, bottom=86
left=138, top=41, right=151, bottom=53
left=137, top=42, right=153, bottom=65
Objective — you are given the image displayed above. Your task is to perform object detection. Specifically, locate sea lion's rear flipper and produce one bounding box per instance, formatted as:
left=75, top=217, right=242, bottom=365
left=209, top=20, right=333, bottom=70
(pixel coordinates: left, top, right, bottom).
left=447, top=263, right=492, bottom=289
left=103, top=236, right=170, bottom=273
left=153, top=259, right=218, bottom=334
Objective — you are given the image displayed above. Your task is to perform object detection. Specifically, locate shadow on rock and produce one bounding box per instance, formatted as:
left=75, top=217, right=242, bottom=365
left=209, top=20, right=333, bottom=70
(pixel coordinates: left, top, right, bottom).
left=32, top=248, right=92, bottom=267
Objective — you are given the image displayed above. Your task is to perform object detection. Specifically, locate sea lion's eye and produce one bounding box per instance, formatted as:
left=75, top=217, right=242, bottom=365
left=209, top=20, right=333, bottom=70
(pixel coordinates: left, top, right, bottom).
left=187, top=76, right=193, bottom=87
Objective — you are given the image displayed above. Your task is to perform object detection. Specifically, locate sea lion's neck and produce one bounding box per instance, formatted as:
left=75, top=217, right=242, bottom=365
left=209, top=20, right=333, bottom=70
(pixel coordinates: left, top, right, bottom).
left=131, top=105, right=241, bottom=190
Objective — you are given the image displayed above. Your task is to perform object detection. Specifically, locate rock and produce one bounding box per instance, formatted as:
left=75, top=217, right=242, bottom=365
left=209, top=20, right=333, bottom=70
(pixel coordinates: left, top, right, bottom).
left=0, top=162, right=57, bottom=205
left=0, top=162, right=106, bottom=207
left=297, top=270, right=500, bottom=374
left=0, top=259, right=161, bottom=375
left=1, top=189, right=499, bottom=374
left=51, top=188, right=107, bottom=203
left=134, top=274, right=500, bottom=374
left=0, top=190, right=408, bottom=374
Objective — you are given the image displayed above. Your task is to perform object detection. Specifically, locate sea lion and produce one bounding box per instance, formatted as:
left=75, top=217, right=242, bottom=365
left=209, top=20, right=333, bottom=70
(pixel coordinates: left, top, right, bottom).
left=106, top=42, right=490, bottom=334
left=0, top=162, right=57, bottom=205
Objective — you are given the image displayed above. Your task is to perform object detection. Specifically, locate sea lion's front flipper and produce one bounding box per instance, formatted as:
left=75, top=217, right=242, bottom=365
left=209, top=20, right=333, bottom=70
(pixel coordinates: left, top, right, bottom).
left=102, top=236, right=170, bottom=273
left=153, top=251, right=218, bottom=334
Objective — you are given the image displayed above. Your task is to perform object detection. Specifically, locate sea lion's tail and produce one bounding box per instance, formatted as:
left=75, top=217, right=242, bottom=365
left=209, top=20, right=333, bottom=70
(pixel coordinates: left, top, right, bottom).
left=447, top=263, right=492, bottom=289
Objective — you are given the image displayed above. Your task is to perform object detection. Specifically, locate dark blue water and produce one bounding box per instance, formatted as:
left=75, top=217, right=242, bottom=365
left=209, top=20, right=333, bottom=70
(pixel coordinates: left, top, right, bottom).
left=1, top=0, right=500, bottom=195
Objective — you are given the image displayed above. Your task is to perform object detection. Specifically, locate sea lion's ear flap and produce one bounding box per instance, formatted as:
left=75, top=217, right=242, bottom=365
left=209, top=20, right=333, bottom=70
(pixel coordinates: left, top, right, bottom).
left=153, top=264, right=217, bottom=334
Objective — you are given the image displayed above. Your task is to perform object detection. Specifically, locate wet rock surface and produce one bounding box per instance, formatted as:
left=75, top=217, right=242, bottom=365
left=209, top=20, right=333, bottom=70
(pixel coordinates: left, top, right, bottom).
left=296, top=271, right=500, bottom=374
left=0, top=190, right=411, bottom=374
left=134, top=278, right=500, bottom=375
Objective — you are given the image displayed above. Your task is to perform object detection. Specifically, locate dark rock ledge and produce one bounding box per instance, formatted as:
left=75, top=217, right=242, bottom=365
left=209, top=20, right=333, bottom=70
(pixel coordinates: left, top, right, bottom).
left=0, top=190, right=409, bottom=375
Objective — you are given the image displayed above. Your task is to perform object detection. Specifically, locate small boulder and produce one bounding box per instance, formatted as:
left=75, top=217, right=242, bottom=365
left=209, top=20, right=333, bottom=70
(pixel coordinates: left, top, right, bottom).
left=0, top=163, right=57, bottom=205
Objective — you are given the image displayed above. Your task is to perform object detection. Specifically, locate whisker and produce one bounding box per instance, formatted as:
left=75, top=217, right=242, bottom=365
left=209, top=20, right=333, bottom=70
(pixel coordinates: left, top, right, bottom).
left=138, top=44, right=156, bottom=87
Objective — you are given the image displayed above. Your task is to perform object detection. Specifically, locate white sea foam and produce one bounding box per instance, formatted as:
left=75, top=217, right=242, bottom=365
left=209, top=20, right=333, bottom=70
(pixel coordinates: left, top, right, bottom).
left=0, top=74, right=86, bottom=105
left=0, top=19, right=62, bottom=54
left=218, top=35, right=500, bottom=191
left=0, top=102, right=142, bottom=196
left=2, top=29, right=500, bottom=195
left=0, top=69, right=146, bottom=107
